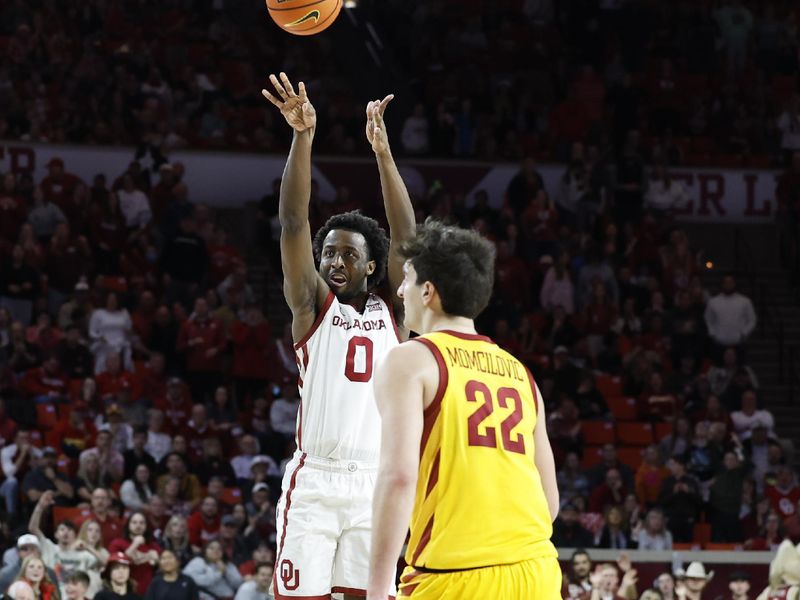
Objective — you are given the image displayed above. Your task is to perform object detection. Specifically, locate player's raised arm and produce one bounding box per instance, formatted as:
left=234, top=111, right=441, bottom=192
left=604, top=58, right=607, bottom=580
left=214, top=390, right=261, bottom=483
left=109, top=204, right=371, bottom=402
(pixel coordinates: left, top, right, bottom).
left=367, top=97, right=415, bottom=333
left=262, top=73, right=328, bottom=340
left=367, top=343, right=429, bottom=600
left=532, top=380, right=560, bottom=521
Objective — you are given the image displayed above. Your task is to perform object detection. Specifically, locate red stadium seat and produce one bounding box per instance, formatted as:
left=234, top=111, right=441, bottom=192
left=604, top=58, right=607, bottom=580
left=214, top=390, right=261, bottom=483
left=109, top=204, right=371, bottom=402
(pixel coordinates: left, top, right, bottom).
left=617, top=446, right=644, bottom=470
left=581, top=446, right=604, bottom=468
left=693, top=523, right=712, bottom=547
left=222, top=487, right=243, bottom=505
left=616, top=422, right=654, bottom=446
left=595, top=374, right=622, bottom=399
left=705, top=543, right=740, bottom=551
left=36, top=404, right=59, bottom=430
left=655, top=422, right=673, bottom=440
left=580, top=421, right=616, bottom=445
left=607, top=397, right=638, bottom=421
left=53, top=506, right=90, bottom=526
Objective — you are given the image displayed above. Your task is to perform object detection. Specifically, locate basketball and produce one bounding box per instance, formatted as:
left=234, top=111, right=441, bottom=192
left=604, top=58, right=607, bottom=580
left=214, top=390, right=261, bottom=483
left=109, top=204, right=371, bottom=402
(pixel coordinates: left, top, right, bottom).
left=266, top=0, right=342, bottom=36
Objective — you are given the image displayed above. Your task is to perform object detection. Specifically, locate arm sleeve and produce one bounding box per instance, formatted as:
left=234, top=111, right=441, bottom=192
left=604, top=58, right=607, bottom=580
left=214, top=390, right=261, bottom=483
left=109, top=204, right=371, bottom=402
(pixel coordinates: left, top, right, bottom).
left=183, top=558, right=222, bottom=588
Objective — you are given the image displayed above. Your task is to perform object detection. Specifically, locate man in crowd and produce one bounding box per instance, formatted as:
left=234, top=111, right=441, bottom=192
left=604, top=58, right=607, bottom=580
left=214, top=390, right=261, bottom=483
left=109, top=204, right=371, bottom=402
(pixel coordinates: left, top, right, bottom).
left=704, top=275, right=757, bottom=362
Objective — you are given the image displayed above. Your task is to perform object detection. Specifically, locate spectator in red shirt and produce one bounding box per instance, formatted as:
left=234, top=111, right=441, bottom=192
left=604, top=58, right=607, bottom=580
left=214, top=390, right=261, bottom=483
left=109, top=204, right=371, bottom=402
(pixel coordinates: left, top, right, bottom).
left=185, top=404, right=218, bottom=464
left=589, top=468, right=629, bottom=513
left=77, top=487, right=124, bottom=543
left=41, top=158, right=83, bottom=219
left=108, top=511, right=162, bottom=595
left=26, top=312, right=61, bottom=357
left=95, top=351, right=141, bottom=406
left=230, top=305, right=272, bottom=405
left=54, top=402, right=96, bottom=458
left=176, top=298, right=226, bottom=403
left=187, top=496, right=221, bottom=553
left=21, top=355, right=68, bottom=404
left=139, top=353, right=167, bottom=404
left=131, top=290, right=157, bottom=351
left=766, top=465, right=800, bottom=521
left=154, top=377, right=192, bottom=435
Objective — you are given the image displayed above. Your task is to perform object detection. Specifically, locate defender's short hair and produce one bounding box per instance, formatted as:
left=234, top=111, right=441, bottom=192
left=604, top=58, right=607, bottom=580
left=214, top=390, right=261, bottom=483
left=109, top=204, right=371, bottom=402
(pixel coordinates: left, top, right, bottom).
left=312, top=210, right=390, bottom=289
left=399, top=219, right=495, bottom=319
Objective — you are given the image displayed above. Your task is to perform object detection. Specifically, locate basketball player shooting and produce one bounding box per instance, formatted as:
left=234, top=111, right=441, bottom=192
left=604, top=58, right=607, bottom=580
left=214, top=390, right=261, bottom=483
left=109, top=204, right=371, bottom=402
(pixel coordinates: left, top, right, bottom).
left=261, top=72, right=415, bottom=599
left=367, top=220, right=561, bottom=600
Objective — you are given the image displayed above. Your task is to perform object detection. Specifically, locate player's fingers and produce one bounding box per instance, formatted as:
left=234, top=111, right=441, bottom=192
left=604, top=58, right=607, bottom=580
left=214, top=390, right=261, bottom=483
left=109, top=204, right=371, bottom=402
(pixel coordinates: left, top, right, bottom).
left=280, top=72, right=297, bottom=97
left=298, top=81, right=308, bottom=101
left=261, top=89, right=282, bottom=108
left=269, top=74, right=288, bottom=99
left=366, top=100, right=375, bottom=117
left=379, top=94, right=395, bottom=113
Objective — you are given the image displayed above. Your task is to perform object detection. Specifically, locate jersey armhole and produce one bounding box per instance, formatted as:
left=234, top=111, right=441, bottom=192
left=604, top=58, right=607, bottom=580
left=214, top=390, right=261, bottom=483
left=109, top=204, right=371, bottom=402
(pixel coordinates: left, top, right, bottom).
left=293, top=291, right=335, bottom=350
left=409, top=338, right=448, bottom=418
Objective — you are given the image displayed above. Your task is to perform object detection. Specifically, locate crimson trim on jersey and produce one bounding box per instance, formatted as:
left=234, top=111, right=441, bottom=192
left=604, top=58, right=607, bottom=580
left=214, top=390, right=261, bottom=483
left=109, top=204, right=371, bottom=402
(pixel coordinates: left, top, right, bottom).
left=523, top=366, right=539, bottom=416
left=409, top=338, right=448, bottom=456
left=425, top=449, right=440, bottom=499
left=274, top=454, right=307, bottom=598
left=293, top=291, right=335, bottom=350
left=437, top=329, right=494, bottom=343
left=410, top=514, right=435, bottom=565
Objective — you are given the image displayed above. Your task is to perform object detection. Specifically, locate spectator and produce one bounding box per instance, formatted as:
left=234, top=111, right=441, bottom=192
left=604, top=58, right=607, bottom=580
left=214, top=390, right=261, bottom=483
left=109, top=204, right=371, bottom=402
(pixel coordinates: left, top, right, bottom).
left=654, top=573, right=675, bottom=600
left=557, top=452, right=591, bottom=507
left=89, top=293, right=133, bottom=375
left=577, top=246, right=619, bottom=309
left=730, top=390, right=775, bottom=440
left=595, top=506, right=631, bottom=550
left=540, top=254, right=575, bottom=315
left=565, top=549, right=593, bottom=600
left=675, top=562, right=713, bottom=600
left=658, top=416, right=692, bottom=462
left=176, top=298, right=225, bottom=404
left=63, top=571, right=91, bottom=600
left=726, top=571, right=751, bottom=600
left=1, top=245, right=39, bottom=327
left=7, top=581, right=35, bottom=600
left=56, top=403, right=97, bottom=459
left=142, top=550, right=199, bottom=600
left=644, top=165, right=689, bottom=214
left=686, top=421, right=722, bottom=483
left=1, top=429, right=41, bottom=521
left=2, top=321, right=41, bottom=374
left=590, top=563, right=639, bottom=600
left=709, top=451, right=748, bottom=543
left=158, top=518, right=191, bottom=568
left=56, top=325, right=94, bottom=381
left=206, top=387, right=238, bottom=437
left=590, top=468, right=629, bottom=514
left=27, top=186, right=66, bottom=242
left=120, top=465, right=155, bottom=513
left=184, top=405, right=219, bottom=465
left=182, top=541, right=242, bottom=600
left=552, top=502, right=595, bottom=548
left=13, top=556, right=59, bottom=600
left=156, top=454, right=202, bottom=509
left=401, top=103, right=430, bottom=155
left=216, top=515, right=249, bottom=566
left=765, top=465, right=800, bottom=521
left=632, top=508, right=673, bottom=551
left=187, top=497, right=220, bottom=553
left=80, top=429, right=124, bottom=484
left=587, top=444, right=635, bottom=490
left=232, top=563, right=273, bottom=600
left=229, top=436, right=261, bottom=484
left=0, top=536, right=58, bottom=595
left=144, top=411, right=171, bottom=464
left=658, top=456, right=703, bottom=543
left=93, top=553, right=139, bottom=600
left=28, top=492, right=101, bottom=599
left=77, top=520, right=109, bottom=598
left=78, top=488, right=124, bottom=544
left=46, top=224, right=92, bottom=317
left=116, top=176, right=151, bottom=231
left=703, top=275, right=757, bottom=361
left=268, top=386, right=299, bottom=442
left=194, top=439, right=237, bottom=488
left=635, top=445, right=670, bottom=509
left=21, top=446, right=75, bottom=506
left=123, top=428, right=157, bottom=482
left=506, top=157, right=546, bottom=216
left=109, top=513, right=161, bottom=595
left=160, top=217, right=208, bottom=308
left=230, top=307, right=272, bottom=405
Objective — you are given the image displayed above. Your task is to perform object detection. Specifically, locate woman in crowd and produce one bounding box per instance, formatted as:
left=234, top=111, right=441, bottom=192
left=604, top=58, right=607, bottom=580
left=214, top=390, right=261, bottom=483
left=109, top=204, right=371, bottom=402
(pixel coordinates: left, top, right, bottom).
left=78, top=519, right=110, bottom=598
left=207, top=386, right=237, bottom=434
left=120, top=464, right=155, bottom=512
left=108, top=513, right=161, bottom=595
left=143, top=550, right=198, bottom=600
left=595, top=505, right=632, bottom=549
left=556, top=451, right=591, bottom=506
left=94, top=553, right=140, bottom=600
left=183, top=540, right=242, bottom=600
left=89, top=292, right=133, bottom=374
left=632, top=508, right=674, bottom=550
left=158, top=516, right=192, bottom=567
left=658, top=416, right=692, bottom=462
left=14, top=556, right=58, bottom=600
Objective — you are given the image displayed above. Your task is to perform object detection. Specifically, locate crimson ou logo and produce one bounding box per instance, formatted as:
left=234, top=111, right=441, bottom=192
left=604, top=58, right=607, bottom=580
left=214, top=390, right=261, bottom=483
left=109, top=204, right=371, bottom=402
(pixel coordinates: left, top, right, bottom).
left=280, top=559, right=300, bottom=591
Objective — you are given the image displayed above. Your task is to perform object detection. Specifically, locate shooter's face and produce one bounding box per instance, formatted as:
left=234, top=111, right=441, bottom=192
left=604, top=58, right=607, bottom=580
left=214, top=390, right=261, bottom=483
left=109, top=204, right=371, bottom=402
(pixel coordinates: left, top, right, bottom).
left=319, top=229, right=375, bottom=302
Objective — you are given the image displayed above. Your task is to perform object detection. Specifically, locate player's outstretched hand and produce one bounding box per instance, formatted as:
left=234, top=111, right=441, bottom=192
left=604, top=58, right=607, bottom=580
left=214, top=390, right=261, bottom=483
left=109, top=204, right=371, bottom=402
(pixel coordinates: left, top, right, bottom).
left=366, top=94, right=394, bottom=156
left=262, top=72, right=316, bottom=133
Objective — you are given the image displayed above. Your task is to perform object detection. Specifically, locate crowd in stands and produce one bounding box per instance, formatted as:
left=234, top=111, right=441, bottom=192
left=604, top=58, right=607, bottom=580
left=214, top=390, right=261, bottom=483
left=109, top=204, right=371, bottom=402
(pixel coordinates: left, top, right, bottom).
left=1, top=0, right=800, bottom=166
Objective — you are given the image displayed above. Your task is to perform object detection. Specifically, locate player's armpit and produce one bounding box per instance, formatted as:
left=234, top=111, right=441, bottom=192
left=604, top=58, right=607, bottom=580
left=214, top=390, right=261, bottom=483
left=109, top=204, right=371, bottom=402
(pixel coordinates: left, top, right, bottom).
left=532, top=382, right=559, bottom=521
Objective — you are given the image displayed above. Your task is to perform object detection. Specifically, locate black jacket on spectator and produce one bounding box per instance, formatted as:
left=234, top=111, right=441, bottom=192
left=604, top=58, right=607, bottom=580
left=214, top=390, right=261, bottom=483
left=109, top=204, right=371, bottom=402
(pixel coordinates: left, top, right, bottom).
left=123, top=447, right=158, bottom=481
left=143, top=574, right=199, bottom=600
left=1, top=262, right=39, bottom=299
left=658, top=474, right=703, bottom=542
left=56, top=338, right=94, bottom=379
left=552, top=518, right=595, bottom=548
left=161, top=232, right=208, bottom=284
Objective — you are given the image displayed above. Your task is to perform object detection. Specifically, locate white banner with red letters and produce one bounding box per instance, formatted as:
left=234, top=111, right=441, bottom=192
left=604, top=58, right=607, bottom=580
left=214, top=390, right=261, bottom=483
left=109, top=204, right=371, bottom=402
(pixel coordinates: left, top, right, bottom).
left=0, top=140, right=778, bottom=223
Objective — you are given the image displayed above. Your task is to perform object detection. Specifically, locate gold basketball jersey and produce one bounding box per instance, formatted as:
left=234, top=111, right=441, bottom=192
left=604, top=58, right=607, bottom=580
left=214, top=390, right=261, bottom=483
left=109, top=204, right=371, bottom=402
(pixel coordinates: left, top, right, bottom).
left=405, top=330, right=557, bottom=571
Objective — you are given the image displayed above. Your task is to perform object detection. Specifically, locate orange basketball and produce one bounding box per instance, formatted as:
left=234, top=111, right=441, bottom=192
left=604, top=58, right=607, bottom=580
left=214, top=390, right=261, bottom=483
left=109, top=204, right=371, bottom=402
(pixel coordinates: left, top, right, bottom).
left=266, top=0, right=342, bottom=36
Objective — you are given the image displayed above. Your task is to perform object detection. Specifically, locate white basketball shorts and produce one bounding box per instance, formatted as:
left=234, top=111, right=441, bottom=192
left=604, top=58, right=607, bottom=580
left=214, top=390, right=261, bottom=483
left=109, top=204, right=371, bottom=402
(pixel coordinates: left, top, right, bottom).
left=273, top=450, right=396, bottom=599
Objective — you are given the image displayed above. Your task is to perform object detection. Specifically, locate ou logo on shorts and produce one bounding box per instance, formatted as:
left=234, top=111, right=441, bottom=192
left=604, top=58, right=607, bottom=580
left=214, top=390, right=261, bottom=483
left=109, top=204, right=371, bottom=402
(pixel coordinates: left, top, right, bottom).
left=280, top=559, right=300, bottom=591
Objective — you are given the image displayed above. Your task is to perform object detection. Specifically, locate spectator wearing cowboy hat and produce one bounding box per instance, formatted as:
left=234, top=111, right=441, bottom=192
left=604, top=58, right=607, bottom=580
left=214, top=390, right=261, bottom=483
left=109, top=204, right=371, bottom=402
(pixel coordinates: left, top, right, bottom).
left=675, top=562, right=713, bottom=600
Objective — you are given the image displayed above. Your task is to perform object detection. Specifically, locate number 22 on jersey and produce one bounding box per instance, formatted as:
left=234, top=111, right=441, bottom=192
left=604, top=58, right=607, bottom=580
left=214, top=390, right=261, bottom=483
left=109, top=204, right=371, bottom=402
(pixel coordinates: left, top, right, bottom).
left=465, top=380, right=527, bottom=455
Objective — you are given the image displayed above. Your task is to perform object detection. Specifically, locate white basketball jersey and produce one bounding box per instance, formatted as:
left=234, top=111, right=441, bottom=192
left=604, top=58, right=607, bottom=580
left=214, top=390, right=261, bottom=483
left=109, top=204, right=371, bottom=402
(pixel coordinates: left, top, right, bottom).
left=293, top=291, right=401, bottom=463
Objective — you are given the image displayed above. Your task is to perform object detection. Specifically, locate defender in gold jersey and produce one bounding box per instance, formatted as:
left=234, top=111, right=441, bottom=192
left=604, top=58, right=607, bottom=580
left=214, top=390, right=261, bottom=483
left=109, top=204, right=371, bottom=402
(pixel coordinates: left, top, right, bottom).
left=366, top=220, right=561, bottom=600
